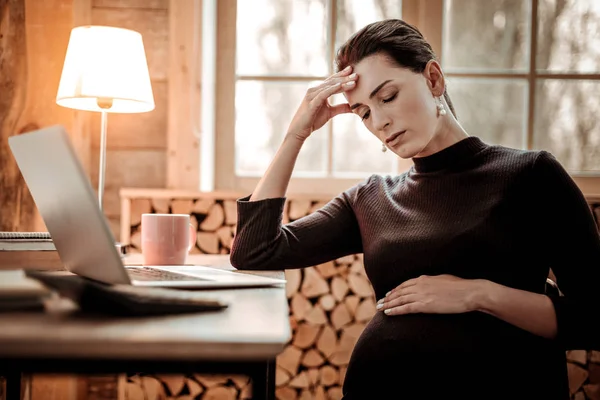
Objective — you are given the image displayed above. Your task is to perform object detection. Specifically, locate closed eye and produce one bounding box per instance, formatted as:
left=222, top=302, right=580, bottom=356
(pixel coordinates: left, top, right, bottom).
left=361, top=94, right=396, bottom=121
left=383, top=93, right=397, bottom=103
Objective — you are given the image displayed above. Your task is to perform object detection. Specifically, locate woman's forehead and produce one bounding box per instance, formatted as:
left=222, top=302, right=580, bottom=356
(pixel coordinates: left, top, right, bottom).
left=344, top=55, right=413, bottom=104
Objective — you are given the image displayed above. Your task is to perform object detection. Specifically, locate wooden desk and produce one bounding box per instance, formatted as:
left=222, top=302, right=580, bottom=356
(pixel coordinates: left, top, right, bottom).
left=0, top=254, right=290, bottom=400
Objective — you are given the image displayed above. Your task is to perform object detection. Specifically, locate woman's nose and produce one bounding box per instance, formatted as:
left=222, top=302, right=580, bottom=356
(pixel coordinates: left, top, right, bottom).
left=374, top=113, right=391, bottom=133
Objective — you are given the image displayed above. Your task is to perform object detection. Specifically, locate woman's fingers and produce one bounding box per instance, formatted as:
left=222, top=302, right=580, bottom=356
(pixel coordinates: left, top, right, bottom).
left=336, top=65, right=353, bottom=77
left=311, top=74, right=357, bottom=105
left=307, top=71, right=357, bottom=101
left=310, top=82, right=344, bottom=108
left=329, top=102, right=352, bottom=117
left=380, top=293, right=418, bottom=310
left=288, top=66, right=356, bottom=138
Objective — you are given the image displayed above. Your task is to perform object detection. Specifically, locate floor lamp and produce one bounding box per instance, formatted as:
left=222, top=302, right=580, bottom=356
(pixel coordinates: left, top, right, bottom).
left=56, top=25, right=155, bottom=211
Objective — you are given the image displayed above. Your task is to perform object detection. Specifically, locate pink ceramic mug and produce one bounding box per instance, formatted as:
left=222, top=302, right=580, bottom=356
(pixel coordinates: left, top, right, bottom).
left=141, top=213, right=197, bottom=265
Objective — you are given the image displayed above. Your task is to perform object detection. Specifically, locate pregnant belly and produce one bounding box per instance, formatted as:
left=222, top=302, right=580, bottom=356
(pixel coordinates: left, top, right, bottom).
left=341, top=311, right=559, bottom=398
left=353, top=310, right=542, bottom=354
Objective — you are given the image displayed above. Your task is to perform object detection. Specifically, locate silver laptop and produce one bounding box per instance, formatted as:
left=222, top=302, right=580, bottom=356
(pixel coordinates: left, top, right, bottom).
left=8, top=125, right=285, bottom=289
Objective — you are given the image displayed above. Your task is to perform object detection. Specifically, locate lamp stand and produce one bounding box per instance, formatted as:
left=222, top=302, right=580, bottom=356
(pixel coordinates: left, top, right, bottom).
left=98, top=109, right=108, bottom=211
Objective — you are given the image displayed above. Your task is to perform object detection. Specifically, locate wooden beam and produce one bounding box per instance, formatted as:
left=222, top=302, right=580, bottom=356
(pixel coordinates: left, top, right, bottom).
left=119, top=187, right=335, bottom=202
left=93, top=0, right=167, bottom=9
left=401, top=0, right=419, bottom=28
left=402, top=0, right=444, bottom=61
left=214, top=0, right=236, bottom=191
left=0, top=0, right=36, bottom=231
left=0, top=0, right=92, bottom=232
left=23, top=0, right=92, bottom=231
left=166, top=0, right=201, bottom=190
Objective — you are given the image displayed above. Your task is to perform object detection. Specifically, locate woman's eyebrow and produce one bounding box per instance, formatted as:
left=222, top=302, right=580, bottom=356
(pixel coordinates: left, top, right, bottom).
left=350, top=79, right=393, bottom=110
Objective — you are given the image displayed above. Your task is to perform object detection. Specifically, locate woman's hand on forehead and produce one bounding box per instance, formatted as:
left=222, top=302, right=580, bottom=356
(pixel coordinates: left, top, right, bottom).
left=285, top=65, right=358, bottom=141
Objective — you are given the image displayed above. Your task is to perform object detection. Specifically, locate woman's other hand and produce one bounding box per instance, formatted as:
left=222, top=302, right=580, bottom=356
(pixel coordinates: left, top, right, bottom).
left=287, top=65, right=358, bottom=142
left=376, top=274, right=486, bottom=316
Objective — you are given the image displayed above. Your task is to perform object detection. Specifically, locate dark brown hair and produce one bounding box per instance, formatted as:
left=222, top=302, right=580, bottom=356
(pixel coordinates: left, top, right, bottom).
left=335, top=19, right=457, bottom=118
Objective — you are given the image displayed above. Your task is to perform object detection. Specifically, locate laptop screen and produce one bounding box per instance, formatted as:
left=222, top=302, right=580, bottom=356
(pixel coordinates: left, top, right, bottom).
left=8, top=125, right=131, bottom=285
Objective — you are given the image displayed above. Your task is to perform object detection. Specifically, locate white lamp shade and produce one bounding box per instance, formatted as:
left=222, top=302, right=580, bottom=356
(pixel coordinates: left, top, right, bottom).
left=56, top=25, right=155, bottom=113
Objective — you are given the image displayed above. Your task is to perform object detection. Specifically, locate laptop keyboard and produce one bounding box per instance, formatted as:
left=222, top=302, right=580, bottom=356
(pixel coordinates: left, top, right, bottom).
left=126, top=266, right=208, bottom=281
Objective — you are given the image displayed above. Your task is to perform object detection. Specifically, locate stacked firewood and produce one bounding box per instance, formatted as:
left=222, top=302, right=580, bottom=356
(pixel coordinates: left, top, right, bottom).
left=122, top=374, right=251, bottom=399
left=274, top=254, right=375, bottom=399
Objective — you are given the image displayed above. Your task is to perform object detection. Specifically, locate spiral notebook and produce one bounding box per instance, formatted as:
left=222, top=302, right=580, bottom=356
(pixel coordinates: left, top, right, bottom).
left=0, top=232, right=52, bottom=240
left=0, top=232, right=55, bottom=251
left=0, top=232, right=60, bottom=270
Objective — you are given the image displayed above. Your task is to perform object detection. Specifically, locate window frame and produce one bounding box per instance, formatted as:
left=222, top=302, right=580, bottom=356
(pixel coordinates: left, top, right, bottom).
left=214, top=0, right=600, bottom=196
left=439, top=0, right=600, bottom=194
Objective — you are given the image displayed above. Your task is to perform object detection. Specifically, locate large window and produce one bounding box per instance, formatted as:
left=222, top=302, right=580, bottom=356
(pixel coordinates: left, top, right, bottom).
left=216, top=0, right=405, bottom=195
left=215, top=0, right=600, bottom=195
left=443, top=0, right=600, bottom=174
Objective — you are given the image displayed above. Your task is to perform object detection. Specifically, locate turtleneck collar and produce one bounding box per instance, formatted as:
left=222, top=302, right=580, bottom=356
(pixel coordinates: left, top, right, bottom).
left=411, top=136, right=488, bottom=173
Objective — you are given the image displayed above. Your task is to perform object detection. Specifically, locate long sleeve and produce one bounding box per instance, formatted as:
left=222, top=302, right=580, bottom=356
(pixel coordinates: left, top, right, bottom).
left=532, top=151, right=600, bottom=350
left=229, top=184, right=364, bottom=270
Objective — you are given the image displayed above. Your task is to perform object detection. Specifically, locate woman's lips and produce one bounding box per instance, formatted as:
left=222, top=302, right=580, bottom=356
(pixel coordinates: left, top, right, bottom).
left=385, top=130, right=406, bottom=144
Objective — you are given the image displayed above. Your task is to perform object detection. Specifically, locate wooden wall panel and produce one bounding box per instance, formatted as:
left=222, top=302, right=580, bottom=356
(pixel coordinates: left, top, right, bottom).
left=93, top=0, right=167, bottom=9
left=0, top=0, right=35, bottom=232
left=0, top=0, right=93, bottom=232
left=90, top=81, right=167, bottom=149
left=166, top=0, right=201, bottom=190
left=77, top=374, right=119, bottom=400
left=21, top=0, right=91, bottom=177
left=105, top=216, right=122, bottom=243
left=30, top=375, right=78, bottom=400
left=91, top=6, right=168, bottom=80
left=91, top=150, right=167, bottom=223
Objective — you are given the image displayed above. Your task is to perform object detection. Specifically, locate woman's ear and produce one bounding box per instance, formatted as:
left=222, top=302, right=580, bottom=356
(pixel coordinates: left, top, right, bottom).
left=424, top=60, right=445, bottom=97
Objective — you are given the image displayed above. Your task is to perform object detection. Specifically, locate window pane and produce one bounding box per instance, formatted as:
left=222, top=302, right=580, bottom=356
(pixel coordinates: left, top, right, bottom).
left=235, top=81, right=327, bottom=176
left=335, top=0, right=402, bottom=54
left=236, top=0, right=328, bottom=76
left=537, top=0, right=600, bottom=73
left=331, top=94, right=397, bottom=175
left=447, top=78, right=527, bottom=148
left=443, top=0, right=530, bottom=72
left=533, top=80, right=600, bottom=172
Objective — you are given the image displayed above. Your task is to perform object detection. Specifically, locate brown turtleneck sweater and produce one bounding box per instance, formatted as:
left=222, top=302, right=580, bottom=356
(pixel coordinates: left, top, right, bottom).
left=230, top=137, right=600, bottom=399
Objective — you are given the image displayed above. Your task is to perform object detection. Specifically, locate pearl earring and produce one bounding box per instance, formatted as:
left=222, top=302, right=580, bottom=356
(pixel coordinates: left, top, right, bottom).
left=437, top=97, right=447, bottom=116
left=381, top=143, right=387, bottom=153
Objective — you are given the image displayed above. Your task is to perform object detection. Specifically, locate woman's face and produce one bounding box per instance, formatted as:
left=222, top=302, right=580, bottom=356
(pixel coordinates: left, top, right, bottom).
left=343, top=53, right=445, bottom=158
